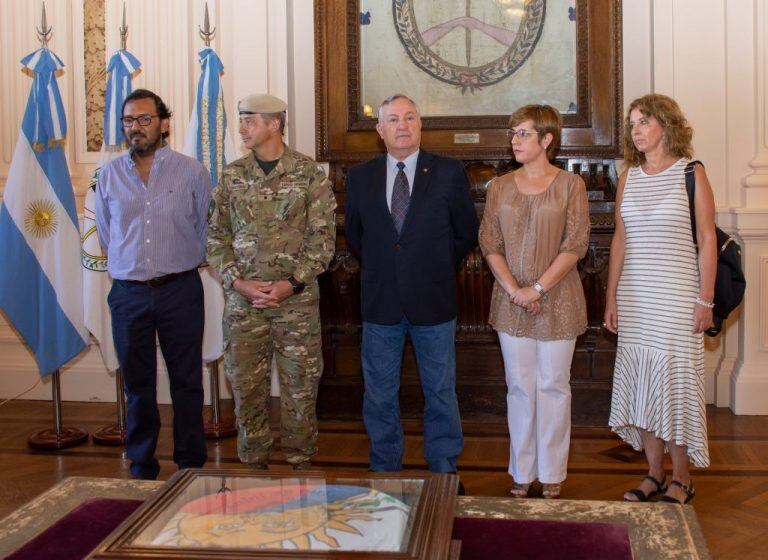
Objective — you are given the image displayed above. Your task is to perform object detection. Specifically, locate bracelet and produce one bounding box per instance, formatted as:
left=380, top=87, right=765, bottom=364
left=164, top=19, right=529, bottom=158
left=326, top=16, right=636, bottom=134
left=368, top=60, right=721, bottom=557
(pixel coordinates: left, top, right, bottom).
left=696, top=297, right=715, bottom=309
left=532, top=281, right=546, bottom=296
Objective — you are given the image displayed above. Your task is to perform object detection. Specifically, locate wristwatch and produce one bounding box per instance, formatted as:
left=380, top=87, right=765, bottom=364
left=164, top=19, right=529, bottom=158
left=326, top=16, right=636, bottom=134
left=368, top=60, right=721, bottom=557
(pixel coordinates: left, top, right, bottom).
left=288, top=275, right=306, bottom=295
left=532, top=281, right=546, bottom=296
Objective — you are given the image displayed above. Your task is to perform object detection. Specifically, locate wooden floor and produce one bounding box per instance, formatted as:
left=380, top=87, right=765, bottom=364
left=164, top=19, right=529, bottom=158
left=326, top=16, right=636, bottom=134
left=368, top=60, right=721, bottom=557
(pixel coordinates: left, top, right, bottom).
left=1, top=400, right=767, bottom=559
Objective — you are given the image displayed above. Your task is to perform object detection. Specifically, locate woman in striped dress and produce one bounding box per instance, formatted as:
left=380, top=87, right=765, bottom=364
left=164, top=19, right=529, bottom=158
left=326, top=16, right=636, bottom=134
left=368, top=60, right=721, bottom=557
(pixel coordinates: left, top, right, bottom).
left=604, top=94, right=717, bottom=505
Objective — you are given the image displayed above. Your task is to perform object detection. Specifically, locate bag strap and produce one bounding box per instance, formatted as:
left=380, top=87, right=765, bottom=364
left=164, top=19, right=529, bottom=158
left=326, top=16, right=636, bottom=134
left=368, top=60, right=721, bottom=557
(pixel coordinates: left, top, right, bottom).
left=684, top=160, right=704, bottom=247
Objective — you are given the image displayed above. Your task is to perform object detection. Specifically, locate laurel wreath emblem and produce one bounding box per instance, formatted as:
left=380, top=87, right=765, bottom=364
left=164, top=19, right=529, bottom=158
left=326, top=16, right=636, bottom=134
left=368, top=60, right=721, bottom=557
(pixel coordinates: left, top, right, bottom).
left=393, top=0, right=546, bottom=93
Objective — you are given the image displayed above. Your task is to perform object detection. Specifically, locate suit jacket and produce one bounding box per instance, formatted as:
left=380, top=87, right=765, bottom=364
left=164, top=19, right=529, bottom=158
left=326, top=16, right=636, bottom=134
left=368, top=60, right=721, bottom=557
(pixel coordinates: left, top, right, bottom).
left=345, top=150, right=479, bottom=325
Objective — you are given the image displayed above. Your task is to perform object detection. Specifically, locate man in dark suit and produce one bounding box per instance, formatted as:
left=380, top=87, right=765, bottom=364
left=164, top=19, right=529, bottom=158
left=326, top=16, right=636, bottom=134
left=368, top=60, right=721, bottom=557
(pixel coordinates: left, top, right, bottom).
left=345, top=94, right=479, bottom=473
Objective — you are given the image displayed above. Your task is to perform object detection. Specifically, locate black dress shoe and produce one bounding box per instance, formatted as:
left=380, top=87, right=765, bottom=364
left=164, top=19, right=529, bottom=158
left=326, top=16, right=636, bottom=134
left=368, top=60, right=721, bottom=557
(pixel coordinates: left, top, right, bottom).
left=131, top=473, right=158, bottom=481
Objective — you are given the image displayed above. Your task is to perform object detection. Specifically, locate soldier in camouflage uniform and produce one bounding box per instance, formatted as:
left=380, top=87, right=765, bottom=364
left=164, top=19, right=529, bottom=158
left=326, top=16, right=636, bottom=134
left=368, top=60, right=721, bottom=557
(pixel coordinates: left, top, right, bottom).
left=207, top=94, right=336, bottom=470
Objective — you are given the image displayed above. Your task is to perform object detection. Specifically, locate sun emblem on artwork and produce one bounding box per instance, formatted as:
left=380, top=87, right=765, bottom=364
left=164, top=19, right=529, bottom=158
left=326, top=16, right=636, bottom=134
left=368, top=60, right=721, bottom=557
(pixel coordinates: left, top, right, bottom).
left=25, top=200, right=58, bottom=238
left=173, top=501, right=377, bottom=549
left=155, top=485, right=411, bottom=551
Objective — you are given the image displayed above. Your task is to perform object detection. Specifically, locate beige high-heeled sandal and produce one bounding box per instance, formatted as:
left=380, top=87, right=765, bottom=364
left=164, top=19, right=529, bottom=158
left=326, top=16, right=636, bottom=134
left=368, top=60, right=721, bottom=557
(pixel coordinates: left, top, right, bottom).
left=542, top=483, right=562, bottom=499
left=510, top=482, right=531, bottom=498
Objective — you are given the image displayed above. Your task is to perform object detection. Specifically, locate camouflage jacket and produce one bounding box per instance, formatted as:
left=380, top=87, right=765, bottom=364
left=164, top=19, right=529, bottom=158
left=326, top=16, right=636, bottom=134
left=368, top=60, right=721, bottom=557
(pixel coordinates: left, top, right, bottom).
left=207, top=146, right=336, bottom=300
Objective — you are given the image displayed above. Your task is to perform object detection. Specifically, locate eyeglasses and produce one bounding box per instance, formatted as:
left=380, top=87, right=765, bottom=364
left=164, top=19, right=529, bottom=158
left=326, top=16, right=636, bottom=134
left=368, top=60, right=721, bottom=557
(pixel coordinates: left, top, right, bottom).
left=506, top=129, right=539, bottom=141
left=121, top=114, right=159, bottom=127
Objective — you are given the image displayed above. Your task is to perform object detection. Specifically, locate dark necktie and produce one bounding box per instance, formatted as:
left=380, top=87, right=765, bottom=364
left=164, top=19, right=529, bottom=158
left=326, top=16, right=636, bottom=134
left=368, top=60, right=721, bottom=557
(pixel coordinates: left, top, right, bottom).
left=391, top=161, right=410, bottom=234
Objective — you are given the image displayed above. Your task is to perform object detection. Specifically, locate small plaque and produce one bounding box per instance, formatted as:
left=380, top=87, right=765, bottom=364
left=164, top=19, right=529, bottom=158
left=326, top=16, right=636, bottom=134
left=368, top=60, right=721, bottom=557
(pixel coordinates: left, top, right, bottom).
left=453, top=133, right=480, bottom=144
left=587, top=190, right=605, bottom=200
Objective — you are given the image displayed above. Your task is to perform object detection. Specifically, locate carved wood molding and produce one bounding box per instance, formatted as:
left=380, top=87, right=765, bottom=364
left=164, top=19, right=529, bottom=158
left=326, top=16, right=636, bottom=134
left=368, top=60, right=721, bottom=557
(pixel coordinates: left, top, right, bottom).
left=83, top=0, right=106, bottom=152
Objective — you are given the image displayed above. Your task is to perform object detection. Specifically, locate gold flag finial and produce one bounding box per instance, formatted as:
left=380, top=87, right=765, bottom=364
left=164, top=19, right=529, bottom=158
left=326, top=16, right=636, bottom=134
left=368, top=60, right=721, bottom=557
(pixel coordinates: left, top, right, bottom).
left=198, top=2, right=216, bottom=47
left=36, top=1, right=52, bottom=47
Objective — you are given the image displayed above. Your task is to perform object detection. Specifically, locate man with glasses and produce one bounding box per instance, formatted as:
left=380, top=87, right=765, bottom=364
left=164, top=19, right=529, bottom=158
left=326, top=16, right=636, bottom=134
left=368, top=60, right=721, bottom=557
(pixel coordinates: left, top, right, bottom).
left=207, top=93, right=336, bottom=470
left=95, top=89, right=212, bottom=480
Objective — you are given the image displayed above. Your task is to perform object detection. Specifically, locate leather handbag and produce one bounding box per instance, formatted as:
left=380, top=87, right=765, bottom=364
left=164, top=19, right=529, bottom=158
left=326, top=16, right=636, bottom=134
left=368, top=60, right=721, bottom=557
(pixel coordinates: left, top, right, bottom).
left=685, top=161, right=746, bottom=336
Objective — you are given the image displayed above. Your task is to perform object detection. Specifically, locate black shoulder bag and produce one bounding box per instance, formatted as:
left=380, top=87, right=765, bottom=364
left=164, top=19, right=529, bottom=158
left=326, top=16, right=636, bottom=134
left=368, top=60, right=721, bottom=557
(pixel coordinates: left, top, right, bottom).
left=684, top=161, right=746, bottom=336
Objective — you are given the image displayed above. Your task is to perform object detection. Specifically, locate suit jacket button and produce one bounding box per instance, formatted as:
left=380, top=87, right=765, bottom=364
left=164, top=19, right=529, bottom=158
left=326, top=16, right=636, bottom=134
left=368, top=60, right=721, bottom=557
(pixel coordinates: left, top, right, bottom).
left=395, top=244, right=401, bottom=250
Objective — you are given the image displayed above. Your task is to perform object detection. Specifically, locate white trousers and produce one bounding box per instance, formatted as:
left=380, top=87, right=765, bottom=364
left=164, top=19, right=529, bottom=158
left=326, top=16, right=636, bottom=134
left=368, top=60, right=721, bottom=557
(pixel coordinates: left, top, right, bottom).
left=498, top=333, right=576, bottom=484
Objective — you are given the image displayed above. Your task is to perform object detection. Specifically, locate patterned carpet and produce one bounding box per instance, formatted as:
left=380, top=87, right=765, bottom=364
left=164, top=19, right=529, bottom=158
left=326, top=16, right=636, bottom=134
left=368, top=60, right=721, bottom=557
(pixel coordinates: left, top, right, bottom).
left=0, top=476, right=708, bottom=559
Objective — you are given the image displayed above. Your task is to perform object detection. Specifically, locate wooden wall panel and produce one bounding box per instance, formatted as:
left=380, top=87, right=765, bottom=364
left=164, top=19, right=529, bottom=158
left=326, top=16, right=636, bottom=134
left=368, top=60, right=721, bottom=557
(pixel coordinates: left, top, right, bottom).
left=318, top=158, right=620, bottom=426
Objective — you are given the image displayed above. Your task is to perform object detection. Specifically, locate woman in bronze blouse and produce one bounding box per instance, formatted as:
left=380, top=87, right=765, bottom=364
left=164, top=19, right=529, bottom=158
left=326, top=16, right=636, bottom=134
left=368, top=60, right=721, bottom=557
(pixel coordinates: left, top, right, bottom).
left=479, top=105, right=589, bottom=498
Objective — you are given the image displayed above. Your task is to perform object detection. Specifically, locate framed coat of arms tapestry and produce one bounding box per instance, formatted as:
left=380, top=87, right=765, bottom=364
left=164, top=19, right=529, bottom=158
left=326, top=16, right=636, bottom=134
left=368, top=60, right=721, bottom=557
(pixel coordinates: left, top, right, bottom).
left=315, top=0, right=622, bottom=160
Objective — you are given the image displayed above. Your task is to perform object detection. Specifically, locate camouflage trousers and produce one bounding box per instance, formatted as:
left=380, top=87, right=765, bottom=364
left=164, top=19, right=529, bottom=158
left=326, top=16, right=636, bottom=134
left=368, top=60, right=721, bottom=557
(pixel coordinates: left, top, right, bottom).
left=222, top=293, right=323, bottom=466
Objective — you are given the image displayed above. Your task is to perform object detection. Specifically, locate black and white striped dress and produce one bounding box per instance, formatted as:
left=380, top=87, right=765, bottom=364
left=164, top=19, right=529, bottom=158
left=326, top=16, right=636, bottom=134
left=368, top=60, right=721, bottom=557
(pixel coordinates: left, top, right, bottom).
left=609, top=158, right=709, bottom=468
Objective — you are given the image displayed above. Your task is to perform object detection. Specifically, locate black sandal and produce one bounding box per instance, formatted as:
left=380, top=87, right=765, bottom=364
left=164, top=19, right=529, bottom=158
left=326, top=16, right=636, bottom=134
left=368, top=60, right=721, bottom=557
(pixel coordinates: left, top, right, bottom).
left=623, top=474, right=667, bottom=502
left=660, top=480, right=695, bottom=504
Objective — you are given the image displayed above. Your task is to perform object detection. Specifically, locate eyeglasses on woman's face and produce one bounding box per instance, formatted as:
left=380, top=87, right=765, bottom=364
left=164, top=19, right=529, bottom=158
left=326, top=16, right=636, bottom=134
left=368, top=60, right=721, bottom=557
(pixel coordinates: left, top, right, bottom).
left=507, top=128, right=540, bottom=142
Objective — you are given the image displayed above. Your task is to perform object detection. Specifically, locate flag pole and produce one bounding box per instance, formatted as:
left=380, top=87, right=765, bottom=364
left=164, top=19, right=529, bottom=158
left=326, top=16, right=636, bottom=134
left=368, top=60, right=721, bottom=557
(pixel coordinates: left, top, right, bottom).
left=192, top=2, right=236, bottom=439
left=28, top=370, right=89, bottom=449
left=90, top=1, right=135, bottom=446
left=205, top=359, right=236, bottom=438
left=92, top=369, right=127, bottom=445
left=22, top=3, right=89, bottom=451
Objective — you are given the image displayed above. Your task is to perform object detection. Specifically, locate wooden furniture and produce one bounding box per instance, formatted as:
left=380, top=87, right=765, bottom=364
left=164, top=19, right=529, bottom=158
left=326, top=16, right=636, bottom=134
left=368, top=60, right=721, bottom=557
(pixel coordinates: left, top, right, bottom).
left=314, top=1, right=623, bottom=425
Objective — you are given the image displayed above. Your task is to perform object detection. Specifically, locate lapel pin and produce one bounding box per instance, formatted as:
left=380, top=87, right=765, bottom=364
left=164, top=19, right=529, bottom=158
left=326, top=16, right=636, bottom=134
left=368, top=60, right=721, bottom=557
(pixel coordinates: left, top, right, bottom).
left=422, top=168, right=428, bottom=172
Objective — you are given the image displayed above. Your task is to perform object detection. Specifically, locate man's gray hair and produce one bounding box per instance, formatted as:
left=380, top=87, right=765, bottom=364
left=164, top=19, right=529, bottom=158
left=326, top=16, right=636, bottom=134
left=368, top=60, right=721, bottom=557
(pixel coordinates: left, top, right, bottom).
left=377, top=94, right=419, bottom=121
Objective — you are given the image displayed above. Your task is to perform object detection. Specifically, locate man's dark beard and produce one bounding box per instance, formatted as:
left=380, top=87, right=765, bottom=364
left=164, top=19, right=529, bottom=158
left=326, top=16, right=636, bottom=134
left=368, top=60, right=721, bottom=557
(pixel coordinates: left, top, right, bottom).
left=129, top=133, right=163, bottom=156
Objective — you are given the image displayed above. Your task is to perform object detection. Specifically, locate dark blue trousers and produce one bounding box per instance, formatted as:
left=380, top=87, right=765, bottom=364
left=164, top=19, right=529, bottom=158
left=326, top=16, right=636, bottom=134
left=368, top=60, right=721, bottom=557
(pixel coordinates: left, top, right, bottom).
left=108, top=270, right=207, bottom=479
left=362, top=317, right=463, bottom=472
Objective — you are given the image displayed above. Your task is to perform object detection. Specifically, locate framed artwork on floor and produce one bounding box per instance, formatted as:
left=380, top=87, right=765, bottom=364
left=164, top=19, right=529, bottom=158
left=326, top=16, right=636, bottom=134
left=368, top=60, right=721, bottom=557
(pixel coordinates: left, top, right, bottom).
left=87, top=469, right=460, bottom=559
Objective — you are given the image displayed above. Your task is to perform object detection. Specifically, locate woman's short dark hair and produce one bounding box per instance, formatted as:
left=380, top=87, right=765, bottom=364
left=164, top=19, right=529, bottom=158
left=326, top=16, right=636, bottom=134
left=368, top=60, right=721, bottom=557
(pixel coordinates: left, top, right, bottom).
left=623, top=94, right=693, bottom=166
left=508, top=104, right=562, bottom=160
left=122, top=89, right=173, bottom=138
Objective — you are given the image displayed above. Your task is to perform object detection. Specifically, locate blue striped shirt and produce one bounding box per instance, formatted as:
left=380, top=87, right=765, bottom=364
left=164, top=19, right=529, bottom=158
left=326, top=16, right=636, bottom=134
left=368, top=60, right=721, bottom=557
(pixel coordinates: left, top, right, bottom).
left=95, top=145, right=212, bottom=281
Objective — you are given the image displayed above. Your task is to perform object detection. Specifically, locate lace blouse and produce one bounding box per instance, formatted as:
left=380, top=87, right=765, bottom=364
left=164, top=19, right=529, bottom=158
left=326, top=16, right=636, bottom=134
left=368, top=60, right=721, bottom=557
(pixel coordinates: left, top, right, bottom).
left=478, top=170, right=590, bottom=340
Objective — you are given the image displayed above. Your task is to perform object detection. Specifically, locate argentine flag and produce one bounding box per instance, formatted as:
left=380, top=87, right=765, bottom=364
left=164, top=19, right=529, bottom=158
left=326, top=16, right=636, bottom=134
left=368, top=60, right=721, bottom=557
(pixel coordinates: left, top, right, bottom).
left=184, top=48, right=237, bottom=186
left=102, top=49, right=141, bottom=151
left=0, top=48, right=88, bottom=376
left=184, top=47, right=237, bottom=363
left=81, top=48, right=141, bottom=373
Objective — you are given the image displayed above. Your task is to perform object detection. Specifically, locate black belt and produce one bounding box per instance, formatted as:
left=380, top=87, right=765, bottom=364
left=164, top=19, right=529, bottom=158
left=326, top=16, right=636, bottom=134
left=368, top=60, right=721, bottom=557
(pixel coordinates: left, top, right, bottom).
left=124, top=269, right=194, bottom=287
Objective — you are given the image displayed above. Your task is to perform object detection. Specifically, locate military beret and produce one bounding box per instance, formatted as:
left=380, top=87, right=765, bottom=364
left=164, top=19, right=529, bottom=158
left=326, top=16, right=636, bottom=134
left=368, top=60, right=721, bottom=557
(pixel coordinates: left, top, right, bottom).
left=238, top=93, right=288, bottom=114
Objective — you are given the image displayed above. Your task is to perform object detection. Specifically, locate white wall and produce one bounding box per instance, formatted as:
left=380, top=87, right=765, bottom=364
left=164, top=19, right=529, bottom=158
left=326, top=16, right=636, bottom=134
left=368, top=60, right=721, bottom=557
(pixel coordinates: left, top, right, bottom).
left=1, top=0, right=767, bottom=412
left=622, top=0, right=768, bottom=412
